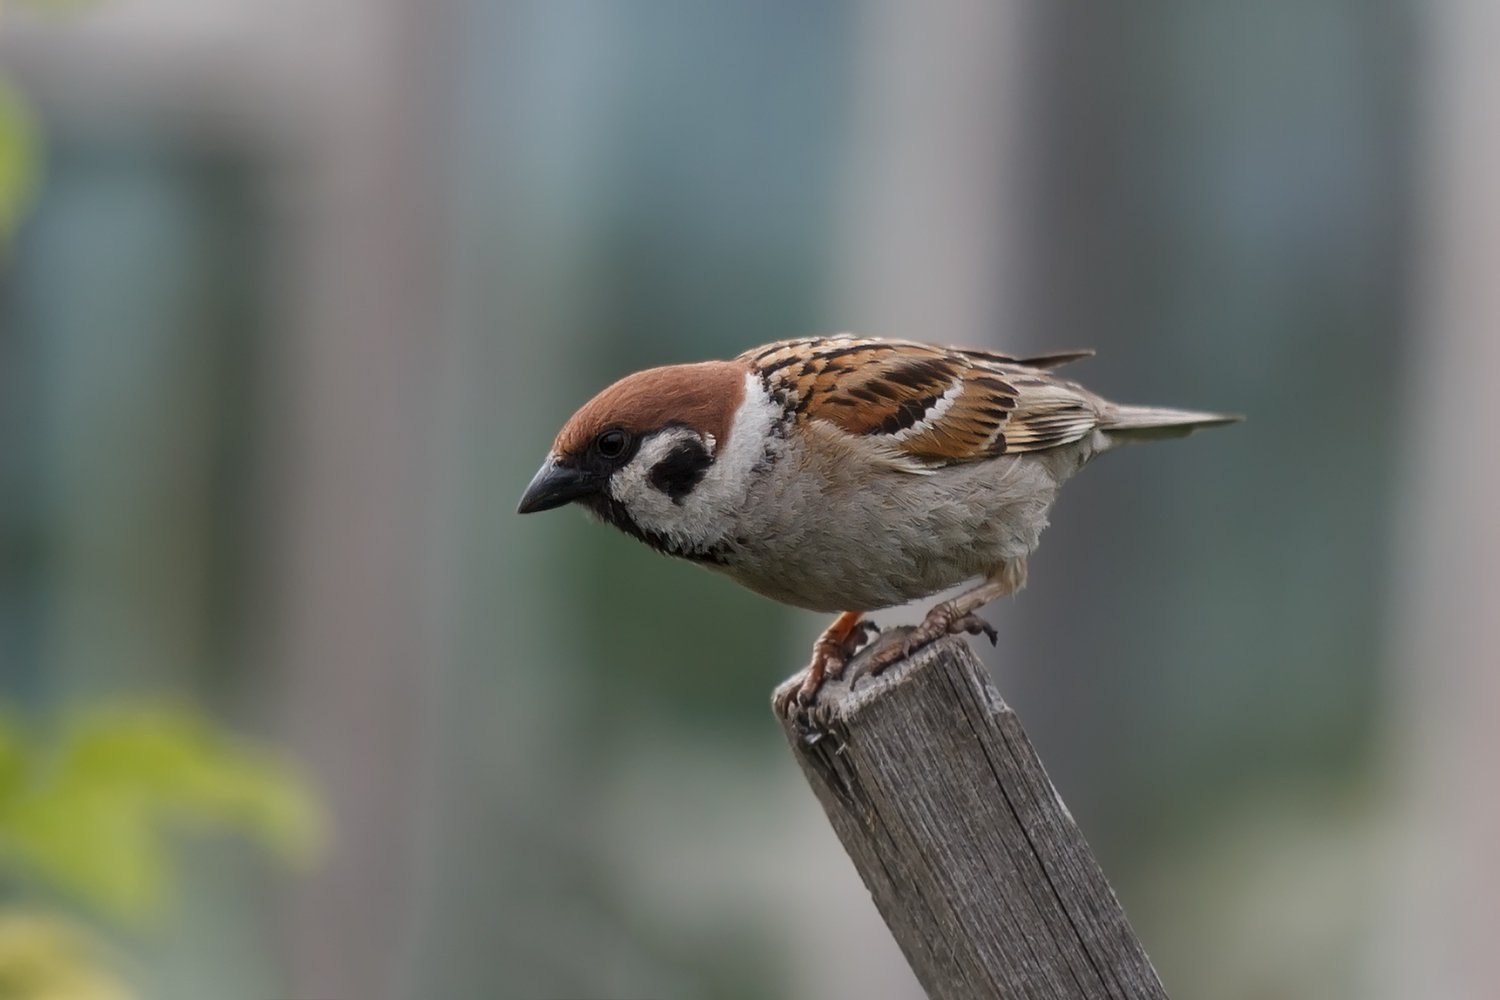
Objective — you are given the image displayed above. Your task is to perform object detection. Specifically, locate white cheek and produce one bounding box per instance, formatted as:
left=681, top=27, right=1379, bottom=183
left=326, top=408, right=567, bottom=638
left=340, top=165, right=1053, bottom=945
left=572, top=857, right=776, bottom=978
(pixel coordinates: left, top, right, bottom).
left=607, top=373, right=781, bottom=551
left=606, top=430, right=701, bottom=532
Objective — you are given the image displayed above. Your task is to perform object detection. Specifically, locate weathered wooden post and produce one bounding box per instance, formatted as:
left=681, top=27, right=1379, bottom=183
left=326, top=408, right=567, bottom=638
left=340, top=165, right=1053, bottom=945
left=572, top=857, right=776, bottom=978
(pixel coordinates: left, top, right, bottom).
left=775, top=633, right=1168, bottom=1000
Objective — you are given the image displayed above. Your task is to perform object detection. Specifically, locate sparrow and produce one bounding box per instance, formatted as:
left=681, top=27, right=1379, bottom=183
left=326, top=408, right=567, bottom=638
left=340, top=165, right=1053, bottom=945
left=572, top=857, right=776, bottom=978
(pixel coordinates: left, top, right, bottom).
left=517, top=335, right=1238, bottom=716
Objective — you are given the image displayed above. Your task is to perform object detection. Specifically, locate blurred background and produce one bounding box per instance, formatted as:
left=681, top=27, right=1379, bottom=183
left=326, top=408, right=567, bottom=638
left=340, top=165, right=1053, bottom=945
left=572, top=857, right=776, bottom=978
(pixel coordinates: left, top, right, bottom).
left=1, top=1, right=1496, bottom=998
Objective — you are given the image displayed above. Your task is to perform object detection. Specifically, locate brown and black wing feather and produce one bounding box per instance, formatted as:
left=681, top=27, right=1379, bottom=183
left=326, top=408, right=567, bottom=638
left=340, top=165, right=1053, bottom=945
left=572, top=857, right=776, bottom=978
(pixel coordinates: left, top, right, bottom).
left=742, top=336, right=1105, bottom=471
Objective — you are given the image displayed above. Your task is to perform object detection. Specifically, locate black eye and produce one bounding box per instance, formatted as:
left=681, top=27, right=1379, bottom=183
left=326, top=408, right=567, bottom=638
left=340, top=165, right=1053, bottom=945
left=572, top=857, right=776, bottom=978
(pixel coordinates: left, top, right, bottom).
left=594, top=429, right=630, bottom=459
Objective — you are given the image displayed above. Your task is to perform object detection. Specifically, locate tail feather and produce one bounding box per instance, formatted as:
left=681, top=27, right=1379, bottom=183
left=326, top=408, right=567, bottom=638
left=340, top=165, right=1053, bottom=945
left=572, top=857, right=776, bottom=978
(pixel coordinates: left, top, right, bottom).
left=1103, top=404, right=1242, bottom=441
left=1016, top=348, right=1095, bottom=369
left=958, top=346, right=1096, bottom=369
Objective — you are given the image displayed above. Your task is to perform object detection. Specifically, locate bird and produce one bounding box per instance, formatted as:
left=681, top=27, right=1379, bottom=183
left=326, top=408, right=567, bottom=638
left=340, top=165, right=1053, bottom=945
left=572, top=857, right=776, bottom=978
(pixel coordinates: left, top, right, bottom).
left=516, top=334, right=1238, bottom=717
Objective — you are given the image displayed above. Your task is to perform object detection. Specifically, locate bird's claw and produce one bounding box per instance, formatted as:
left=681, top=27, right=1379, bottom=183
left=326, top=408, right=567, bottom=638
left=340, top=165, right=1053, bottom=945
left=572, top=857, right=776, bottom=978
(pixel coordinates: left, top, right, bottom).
left=773, top=619, right=883, bottom=720
left=772, top=681, right=813, bottom=719
left=950, top=613, right=998, bottom=645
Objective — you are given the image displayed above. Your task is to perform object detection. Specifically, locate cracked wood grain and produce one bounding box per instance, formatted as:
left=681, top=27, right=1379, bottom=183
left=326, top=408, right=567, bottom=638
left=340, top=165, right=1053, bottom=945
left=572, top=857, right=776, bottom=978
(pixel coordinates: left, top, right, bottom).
left=775, top=633, right=1168, bottom=1000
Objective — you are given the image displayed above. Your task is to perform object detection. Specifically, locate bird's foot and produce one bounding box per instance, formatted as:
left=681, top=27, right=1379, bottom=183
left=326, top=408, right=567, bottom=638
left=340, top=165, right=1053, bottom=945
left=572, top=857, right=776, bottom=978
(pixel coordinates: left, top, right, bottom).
left=772, top=615, right=880, bottom=718
left=855, top=605, right=998, bottom=681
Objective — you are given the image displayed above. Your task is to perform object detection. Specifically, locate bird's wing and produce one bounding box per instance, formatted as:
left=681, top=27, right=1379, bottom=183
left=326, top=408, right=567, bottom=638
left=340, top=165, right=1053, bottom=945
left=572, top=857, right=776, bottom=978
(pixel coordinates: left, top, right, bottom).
left=743, top=336, right=1104, bottom=472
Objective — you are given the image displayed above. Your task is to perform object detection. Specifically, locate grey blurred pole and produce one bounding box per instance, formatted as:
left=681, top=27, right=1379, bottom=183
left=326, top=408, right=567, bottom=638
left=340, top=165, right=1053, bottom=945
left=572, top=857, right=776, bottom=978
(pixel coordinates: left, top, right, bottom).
left=1380, top=3, right=1500, bottom=997
left=258, top=2, right=450, bottom=998
left=828, top=1, right=1032, bottom=349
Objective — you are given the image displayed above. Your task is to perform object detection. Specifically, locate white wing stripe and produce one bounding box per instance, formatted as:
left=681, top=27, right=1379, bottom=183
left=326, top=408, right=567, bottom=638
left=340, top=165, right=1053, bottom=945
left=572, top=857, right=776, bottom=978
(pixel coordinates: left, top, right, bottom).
left=887, top=379, right=964, bottom=442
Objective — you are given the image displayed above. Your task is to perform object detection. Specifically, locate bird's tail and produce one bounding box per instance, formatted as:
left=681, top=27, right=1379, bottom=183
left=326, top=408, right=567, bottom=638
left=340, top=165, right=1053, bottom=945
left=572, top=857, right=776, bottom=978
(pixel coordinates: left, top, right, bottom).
left=1102, top=404, right=1242, bottom=442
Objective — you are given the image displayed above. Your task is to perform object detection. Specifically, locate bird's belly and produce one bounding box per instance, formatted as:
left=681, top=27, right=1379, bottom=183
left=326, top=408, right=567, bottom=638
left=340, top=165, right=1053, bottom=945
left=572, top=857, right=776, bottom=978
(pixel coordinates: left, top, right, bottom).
left=713, top=540, right=944, bottom=612
left=719, top=456, right=1061, bottom=613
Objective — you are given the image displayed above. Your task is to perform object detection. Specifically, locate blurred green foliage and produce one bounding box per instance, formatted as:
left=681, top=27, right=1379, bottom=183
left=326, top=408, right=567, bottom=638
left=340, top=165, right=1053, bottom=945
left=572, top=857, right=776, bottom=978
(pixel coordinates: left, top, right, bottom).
left=0, top=705, right=323, bottom=919
left=0, top=912, right=129, bottom=1000
left=0, top=704, right=324, bottom=999
left=0, top=76, right=40, bottom=251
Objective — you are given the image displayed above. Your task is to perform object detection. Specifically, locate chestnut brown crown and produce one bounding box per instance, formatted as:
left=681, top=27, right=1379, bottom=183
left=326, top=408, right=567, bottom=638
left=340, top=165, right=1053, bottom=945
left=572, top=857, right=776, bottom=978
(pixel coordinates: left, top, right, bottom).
left=551, top=360, right=745, bottom=461
left=516, top=360, right=746, bottom=516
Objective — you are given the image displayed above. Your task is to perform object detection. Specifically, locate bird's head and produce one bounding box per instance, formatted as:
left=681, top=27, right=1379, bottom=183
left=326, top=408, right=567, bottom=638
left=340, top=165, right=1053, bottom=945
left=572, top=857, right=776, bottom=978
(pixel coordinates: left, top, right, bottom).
left=516, top=360, right=779, bottom=561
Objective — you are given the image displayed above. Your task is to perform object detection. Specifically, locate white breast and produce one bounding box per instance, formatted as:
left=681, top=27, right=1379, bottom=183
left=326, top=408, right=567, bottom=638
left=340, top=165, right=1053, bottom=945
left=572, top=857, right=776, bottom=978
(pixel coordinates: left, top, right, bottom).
left=715, top=430, right=1089, bottom=612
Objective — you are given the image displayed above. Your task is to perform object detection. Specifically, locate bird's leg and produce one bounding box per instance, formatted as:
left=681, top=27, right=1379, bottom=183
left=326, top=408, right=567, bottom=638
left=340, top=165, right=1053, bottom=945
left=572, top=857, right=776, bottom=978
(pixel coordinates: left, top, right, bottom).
left=858, top=559, right=1027, bottom=679
left=823, top=615, right=881, bottom=680
left=773, top=611, right=879, bottom=716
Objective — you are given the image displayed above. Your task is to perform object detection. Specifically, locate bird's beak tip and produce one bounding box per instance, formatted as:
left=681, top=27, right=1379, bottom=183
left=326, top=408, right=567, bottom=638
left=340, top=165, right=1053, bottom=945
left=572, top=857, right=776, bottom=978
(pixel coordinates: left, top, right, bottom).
left=517, top=459, right=597, bottom=514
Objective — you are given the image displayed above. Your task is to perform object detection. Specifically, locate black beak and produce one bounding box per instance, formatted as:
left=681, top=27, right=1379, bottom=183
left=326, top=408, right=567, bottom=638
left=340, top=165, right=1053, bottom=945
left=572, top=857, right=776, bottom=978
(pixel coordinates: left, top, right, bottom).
left=517, top=459, right=600, bottom=514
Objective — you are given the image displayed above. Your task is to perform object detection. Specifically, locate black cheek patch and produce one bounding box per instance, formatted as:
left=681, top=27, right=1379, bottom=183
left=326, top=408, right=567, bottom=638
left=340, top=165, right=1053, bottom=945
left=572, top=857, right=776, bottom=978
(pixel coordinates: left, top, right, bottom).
left=649, top=439, right=712, bottom=503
